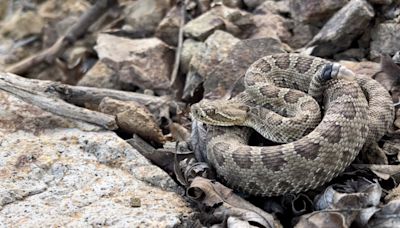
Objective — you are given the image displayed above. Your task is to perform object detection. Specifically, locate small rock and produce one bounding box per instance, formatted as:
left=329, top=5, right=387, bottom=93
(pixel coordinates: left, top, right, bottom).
left=222, top=0, right=243, bottom=8
left=190, top=30, right=240, bottom=81
left=99, top=97, right=166, bottom=144
left=250, top=13, right=292, bottom=42
left=244, top=0, right=267, bottom=9
left=288, top=22, right=319, bottom=49
left=124, top=0, right=172, bottom=36
left=339, top=60, right=381, bottom=77
left=370, top=23, right=400, bottom=59
left=0, top=10, right=44, bottom=40
left=77, top=61, right=122, bottom=89
left=290, top=0, right=349, bottom=23
left=183, top=5, right=253, bottom=41
left=180, top=39, right=204, bottom=74
left=368, top=0, right=392, bottom=4
left=183, top=8, right=225, bottom=40
left=94, top=34, right=174, bottom=91
left=254, top=0, right=290, bottom=14
left=204, top=37, right=285, bottom=98
left=155, top=6, right=182, bottom=46
left=308, top=0, right=374, bottom=57
left=183, top=30, right=240, bottom=100
left=334, top=48, right=366, bottom=61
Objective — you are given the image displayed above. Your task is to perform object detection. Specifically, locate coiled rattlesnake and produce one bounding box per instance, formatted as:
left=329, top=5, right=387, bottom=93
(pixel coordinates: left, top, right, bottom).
left=191, top=54, right=394, bottom=196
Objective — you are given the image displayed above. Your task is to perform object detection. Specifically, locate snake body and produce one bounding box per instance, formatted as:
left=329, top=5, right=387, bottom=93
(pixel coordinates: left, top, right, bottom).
left=191, top=54, right=394, bottom=196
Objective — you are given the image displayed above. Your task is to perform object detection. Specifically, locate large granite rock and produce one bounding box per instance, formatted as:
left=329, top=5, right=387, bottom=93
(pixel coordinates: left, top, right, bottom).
left=308, top=0, right=374, bottom=57
left=370, top=23, right=400, bottom=59
left=0, top=91, right=193, bottom=226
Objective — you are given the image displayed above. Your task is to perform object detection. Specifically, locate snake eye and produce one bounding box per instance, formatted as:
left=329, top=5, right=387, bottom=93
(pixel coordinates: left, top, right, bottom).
left=205, top=109, right=215, bottom=115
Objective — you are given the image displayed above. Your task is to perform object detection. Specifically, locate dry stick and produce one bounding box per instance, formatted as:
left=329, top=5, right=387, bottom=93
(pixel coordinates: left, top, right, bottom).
left=169, top=1, right=186, bottom=87
left=6, top=0, right=118, bottom=75
left=0, top=75, right=117, bottom=130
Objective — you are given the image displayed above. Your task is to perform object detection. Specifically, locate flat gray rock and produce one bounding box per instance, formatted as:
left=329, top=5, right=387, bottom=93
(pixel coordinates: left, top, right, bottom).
left=370, top=23, right=400, bottom=59
left=0, top=91, right=193, bottom=227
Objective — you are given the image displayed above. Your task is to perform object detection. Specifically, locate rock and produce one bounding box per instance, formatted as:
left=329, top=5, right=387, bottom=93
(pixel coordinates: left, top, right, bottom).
left=98, top=97, right=165, bottom=144
left=94, top=34, right=174, bottom=91
left=183, top=8, right=225, bottom=41
left=339, top=60, right=381, bottom=77
left=288, top=22, right=319, bottom=49
left=334, top=48, right=366, bottom=61
left=183, top=5, right=254, bottom=41
left=203, top=37, right=285, bottom=98
left=0, top=91, right=193, bottom=226
left=77, top=61, right=122, bottom=89
left=124, top=0, right=172, bottom=36
left=155, top=6, right=181, bottom=46
left=290, top=0, right=349, bottom=23
left=368, top=0, right=392, bottom=4
left=249, top=13, right=292, bottom=43
left=183, top=30, right=240, bottom=100
left=308, top=0, right=374, bottom=57
left=190, top=30, right=240, bottom=81
left=244, top=0, right=267, bottom=9
left=254, top=0, right=290, bottom=14
left=180, top=39, right=204, bottom=74
left=370, top=23, right=400, bottom=59
left=222, top=0, right=243, bottom=8
left=0, top=10, right=44, bottom=40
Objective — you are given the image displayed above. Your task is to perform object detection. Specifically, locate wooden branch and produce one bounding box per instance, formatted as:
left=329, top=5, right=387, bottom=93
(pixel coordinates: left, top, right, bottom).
left=169, top=1, right=186, bottom=87
left=0, top=73, right=117, bottom=129
left=0, top=72, right=172, bottom=112
left=6, top=0, right=118, bottom=74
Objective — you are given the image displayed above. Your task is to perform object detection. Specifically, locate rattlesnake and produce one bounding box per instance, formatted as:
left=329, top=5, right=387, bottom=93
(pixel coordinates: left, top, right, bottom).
left=191, top=54, right=394, bottom=196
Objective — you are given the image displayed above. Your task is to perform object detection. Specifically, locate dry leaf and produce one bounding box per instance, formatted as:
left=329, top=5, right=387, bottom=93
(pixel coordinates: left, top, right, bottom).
left=352, top=164, right=400, bottom=180
left=368, top=200, right=400, bottom=228
left=187, top=177, right=280, bottom=228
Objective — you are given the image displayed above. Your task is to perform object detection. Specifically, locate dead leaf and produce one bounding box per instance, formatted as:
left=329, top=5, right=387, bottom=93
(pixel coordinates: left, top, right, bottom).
left=352, top=164, right=400, bottom=180
left=295, top=211, right=347, bottom=228
left=187, top=177, right=280, bottom=228
left=368, top=200, right=400, bottom=227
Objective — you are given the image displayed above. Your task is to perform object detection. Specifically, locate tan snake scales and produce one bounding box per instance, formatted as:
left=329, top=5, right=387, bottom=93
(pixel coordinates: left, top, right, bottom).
left=191, top=54, right=394, bottom=196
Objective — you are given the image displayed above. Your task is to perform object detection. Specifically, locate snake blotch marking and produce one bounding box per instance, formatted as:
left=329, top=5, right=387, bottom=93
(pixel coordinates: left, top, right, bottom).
left=191, top=54, right=394, bottom=196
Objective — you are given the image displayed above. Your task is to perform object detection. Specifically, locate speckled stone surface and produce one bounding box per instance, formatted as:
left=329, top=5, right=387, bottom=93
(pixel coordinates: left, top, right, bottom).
left=0, top=91, right=193, bottom=227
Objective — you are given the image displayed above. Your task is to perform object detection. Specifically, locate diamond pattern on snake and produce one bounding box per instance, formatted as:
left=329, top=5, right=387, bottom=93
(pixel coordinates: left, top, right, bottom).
left=191, top=53, right=394, bottom=196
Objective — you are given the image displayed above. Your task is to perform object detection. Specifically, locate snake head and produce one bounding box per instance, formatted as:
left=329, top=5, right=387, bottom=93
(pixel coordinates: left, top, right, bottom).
left=191, top=99, right=250, bottom=126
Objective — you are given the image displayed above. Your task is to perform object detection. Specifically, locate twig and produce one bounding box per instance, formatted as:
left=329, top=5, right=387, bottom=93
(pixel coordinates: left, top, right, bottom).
left=6, top=0, right=118, bottom=74
left=169, top=0, right=186, bottom=87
